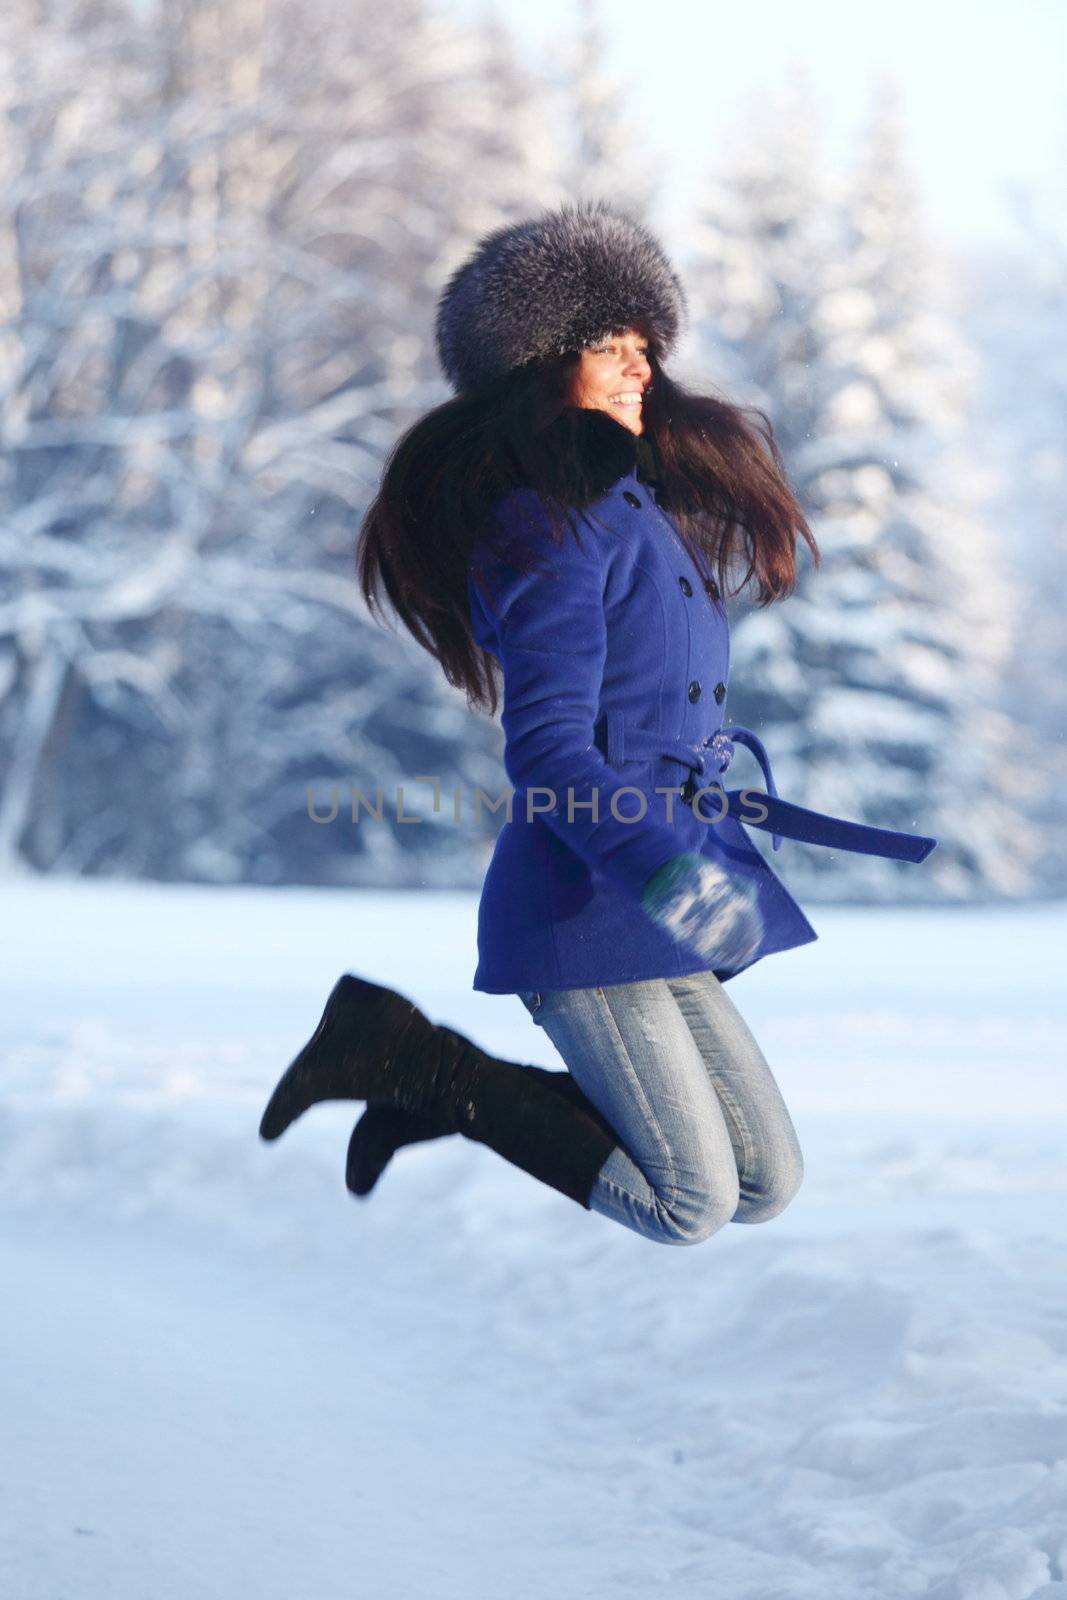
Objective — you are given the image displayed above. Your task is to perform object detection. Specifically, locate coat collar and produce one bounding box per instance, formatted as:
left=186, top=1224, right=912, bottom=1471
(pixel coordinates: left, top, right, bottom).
left=520, top=406, right=664, bottom=508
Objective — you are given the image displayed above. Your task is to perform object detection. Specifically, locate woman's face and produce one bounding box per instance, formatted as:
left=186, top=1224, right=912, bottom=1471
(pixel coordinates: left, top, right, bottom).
left=565, top=327, right=652, bottom=436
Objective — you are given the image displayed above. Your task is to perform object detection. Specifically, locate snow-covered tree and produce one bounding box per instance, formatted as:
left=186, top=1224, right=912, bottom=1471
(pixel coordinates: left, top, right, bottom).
left=958, top=170, right=1067, bottom=895
left=544, top=0, right=662, bottom=215
left=0, top=0, right=562, bottom=884
left=682, top=70, right=1038, bottom=902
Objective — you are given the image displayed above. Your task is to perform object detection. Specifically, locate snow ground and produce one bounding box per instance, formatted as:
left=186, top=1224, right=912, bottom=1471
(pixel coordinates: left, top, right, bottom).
left=1, top=876, right=1065, bottom=1600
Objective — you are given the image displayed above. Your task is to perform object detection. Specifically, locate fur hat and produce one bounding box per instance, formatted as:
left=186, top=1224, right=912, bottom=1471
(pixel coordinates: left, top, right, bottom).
left=434, top=199, right=688, bottom=396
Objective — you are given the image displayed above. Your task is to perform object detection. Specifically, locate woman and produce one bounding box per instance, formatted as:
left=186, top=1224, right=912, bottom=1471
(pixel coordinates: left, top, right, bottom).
left=258, top=200, right=937, bottom=1245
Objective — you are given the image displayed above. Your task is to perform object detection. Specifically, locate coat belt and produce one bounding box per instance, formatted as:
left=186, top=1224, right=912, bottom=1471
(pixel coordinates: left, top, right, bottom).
left=592, top=712, right=936, bottom=866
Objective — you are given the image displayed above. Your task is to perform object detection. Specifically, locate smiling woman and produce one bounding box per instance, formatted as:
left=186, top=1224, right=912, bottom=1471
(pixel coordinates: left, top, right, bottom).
left=258, top=199, right=937, bottom=1248
left=566, top=329, right=651, bottom=435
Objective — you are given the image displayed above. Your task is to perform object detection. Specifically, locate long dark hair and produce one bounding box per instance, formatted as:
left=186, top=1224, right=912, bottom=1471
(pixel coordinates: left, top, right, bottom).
left=356, top=345, right=819, bottom=716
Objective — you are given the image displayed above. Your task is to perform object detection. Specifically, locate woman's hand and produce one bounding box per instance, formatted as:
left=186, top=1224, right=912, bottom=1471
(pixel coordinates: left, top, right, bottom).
left=640, top=850, right=765, bottom=970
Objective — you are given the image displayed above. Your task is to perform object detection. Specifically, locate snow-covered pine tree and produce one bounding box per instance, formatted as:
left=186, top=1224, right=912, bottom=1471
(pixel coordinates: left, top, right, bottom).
left=0, top=0, right=196, bottom=879
left=0, top=0, right=560, bottom=886
left=682, top=70, right=1038, bottom=902
left=143, top=0, right=553, bottom=888
left=958, top=173, right=1067, bottom=896
left=545, top=0, right=662, bottom=216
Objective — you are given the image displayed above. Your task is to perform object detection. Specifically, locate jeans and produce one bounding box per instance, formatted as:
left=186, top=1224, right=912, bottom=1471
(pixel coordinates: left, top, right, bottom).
left=517, top=970, right=804, bottom=1246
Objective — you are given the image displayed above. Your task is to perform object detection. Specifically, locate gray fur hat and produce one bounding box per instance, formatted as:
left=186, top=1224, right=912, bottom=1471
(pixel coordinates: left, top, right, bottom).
left=434, top=198, right=688, bottom=396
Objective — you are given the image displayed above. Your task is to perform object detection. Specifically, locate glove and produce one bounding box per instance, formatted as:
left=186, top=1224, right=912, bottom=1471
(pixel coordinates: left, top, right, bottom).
left=640, top=850, right=765, bottom=970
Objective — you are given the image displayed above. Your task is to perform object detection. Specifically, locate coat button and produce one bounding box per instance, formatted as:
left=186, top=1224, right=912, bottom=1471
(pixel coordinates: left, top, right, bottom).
left=713, top=681, right=726, bottom=704
left=678, top=575, right=693, bottom=596
left=688, top=681, right=702, bottom=703
left=622, top=490, right=642, bottom=507
left=704, top=578, right=720, bottom=600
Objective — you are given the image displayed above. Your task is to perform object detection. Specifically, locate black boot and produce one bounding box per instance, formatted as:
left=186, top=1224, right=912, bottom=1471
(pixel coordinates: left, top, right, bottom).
left=258, top=975, right=622, bottom=1208
left=345, top=1067, right=616, bottom=1198
left=344, top=1105, right=447, bottom=1196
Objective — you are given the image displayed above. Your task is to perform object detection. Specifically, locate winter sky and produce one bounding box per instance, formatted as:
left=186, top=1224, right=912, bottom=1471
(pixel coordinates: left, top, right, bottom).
left=450, top=0, right=1066, bottom=253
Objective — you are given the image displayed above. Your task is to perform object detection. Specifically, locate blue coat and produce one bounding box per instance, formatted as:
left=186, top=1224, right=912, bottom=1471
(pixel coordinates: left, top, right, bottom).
left=466, top=426, right=936, bottom=995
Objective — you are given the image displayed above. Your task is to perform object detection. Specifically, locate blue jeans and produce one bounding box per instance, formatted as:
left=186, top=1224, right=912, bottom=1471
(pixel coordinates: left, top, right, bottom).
left=517, top=971, right=804, bottom=1246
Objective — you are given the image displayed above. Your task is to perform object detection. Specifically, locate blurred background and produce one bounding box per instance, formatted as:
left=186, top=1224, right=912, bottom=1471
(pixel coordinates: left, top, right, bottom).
left=2, top=0, right=1064, bottom=905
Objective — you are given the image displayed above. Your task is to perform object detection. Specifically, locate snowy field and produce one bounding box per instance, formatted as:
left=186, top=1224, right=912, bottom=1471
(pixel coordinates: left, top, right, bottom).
left=2, top=875, right=1065, bottom=1600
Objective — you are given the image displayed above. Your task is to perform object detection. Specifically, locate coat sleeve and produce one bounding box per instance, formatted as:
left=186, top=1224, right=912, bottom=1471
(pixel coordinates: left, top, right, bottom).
left=469, top=489, right=685, bottom=899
